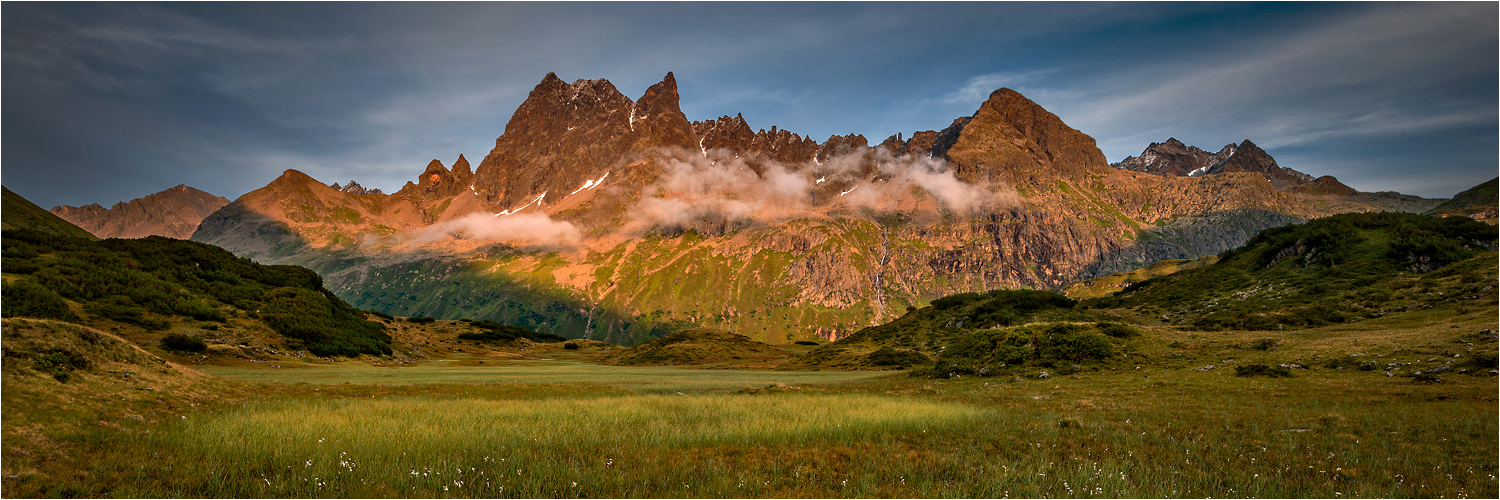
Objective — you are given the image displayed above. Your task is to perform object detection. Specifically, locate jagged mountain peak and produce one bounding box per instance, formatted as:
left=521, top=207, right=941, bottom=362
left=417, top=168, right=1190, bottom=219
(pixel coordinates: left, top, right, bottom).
left=691, top=113, right=819, bottom=166
left=1113, top=138, right=1232, bottom=177
left=330, top=180, right=383, bottom=196
left=452, top=154, right=472, bottom=177
left=471, top=72, right=691, bottom=208
left=1206, top=139, right=1314, bottom=189
left=630, top=71, right=697, bottom=151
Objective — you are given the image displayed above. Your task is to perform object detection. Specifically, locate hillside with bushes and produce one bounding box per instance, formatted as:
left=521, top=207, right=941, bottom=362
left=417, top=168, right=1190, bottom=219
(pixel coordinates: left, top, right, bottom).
left=1, top=229, right=391, bottom=357
left=795, top=289, right=1125, bottom=370
left=602, top=328, right=788, bottom=366
left=1088, top=211, right=1498, bottom=331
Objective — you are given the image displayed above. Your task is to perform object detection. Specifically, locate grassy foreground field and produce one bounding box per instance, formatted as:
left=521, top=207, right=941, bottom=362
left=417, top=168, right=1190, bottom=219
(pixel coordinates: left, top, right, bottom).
left=4, top=320, right=1497, bottom=498
left=4, top=293, right=1499, bottom=498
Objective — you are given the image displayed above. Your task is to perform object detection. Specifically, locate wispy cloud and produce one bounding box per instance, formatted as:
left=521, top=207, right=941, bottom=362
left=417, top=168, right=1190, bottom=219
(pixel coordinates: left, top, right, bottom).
left=1056, top=3, right=1496, bottom=157
left=940, top=70, right=1056, bottom=105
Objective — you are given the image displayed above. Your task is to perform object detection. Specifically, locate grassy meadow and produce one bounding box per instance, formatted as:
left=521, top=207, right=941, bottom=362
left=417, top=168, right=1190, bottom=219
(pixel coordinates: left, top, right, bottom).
left=4, top=303, right=1497, bottom=498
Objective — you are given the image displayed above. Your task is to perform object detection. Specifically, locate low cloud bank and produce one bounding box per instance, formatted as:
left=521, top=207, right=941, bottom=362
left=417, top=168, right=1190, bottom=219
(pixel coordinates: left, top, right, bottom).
left=416, top=211, right=581, bottom=249
left=628, top=147, right=1012, bottom=232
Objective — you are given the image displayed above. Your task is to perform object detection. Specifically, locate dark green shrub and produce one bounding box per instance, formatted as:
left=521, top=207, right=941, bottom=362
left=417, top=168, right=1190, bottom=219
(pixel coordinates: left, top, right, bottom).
left=944, top=329, right=1032, bottom=366
left=1, top=280, right=79, bottom=322
left=922, top=359, right=977, bottom=378
left=407, top=316, right=437, bottom=324
left=85, top=296, right=148, bottom=324
left=33, top=348, right=90, bottom=382
left=793, top=340, right=820, bottom=346
left=1235, top=364, right=1292, bottom=377
left=1274, top=305, right=1347, bottom=327
left=260, top=287, right=391, bottom=357
left=1468, top=352, right=1498, bottom=369
left=563, top=342, right=580, bottom=350
left=161, top=333, right=208, bottom=352
left=966, top=290, right=1078, bottom=327
left=932, top=292, right=982, bottom=310
left=866, top=347, right=932, bottom=367
left=1036, top=324, right=1113, bottom=364
left=460, top=323, right=565, bottom=343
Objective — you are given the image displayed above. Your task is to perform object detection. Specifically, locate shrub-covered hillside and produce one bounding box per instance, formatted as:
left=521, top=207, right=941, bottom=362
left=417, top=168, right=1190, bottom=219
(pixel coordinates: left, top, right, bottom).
left=1088, top=211, right=1498, bottom=330
left=603, top=328, right=787, bottom=366
left=796, top=289, right=1122, bottom=370
left=1, top=229, right=390, bottom=357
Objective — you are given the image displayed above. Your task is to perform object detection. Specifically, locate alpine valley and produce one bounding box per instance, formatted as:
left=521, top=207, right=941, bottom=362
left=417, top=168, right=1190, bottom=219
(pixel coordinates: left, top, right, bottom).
left=162, top=72, right=1457, bottom=345
left=4, top=72, right=1497, bottom=500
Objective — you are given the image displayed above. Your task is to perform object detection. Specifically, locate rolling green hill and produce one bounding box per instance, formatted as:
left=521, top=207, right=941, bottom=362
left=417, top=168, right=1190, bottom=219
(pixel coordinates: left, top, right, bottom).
left=1089, top=211, right=1497, bottom=330
left=1426, top=177, right=1497, bottom=221
left=2, top=186, right=97, bottom=239
left=602, top=328, right=788, bottom=366
left=1, top=229, right=391, bottom=357
left=798, top=211, right=1497, bottom=375
left=795, top=289, right=1113, bottom=369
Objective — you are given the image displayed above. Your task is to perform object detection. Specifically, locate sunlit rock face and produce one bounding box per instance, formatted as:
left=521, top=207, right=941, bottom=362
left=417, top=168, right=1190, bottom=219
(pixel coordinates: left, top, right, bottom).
left=190, top=74, right=1440, bottom=345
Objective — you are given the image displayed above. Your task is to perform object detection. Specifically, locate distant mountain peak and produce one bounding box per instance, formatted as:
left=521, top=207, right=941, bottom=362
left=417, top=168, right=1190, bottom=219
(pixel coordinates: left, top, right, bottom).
left=1207, top=139, right=1314, bottom=188
left=49, top=184, right=229, bottom=239
left=1114, top=138, right=1315, bottom=188
left=1112, top=138, right=1233, bottom=177
left=330, top=180, right=383, bottom=196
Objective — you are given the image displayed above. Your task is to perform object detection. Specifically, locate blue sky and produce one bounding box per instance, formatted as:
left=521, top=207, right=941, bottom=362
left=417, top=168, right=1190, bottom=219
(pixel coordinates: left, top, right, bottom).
left=4, top=2, right=1495, bottom=209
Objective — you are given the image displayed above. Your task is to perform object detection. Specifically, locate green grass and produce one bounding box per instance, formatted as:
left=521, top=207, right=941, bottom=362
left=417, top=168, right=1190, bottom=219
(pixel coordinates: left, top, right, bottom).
left=0, top=186, right=98, bottom=240
left=8, top=362, right=1495, bottom=498
left=201, top=358, right=896, bottom=393
left=5, top=290, right=1497, bottom=498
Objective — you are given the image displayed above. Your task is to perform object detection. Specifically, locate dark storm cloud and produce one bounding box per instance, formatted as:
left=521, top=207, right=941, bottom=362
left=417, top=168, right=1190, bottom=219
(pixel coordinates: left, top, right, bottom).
left=3, top=2, right=1494, bottom=209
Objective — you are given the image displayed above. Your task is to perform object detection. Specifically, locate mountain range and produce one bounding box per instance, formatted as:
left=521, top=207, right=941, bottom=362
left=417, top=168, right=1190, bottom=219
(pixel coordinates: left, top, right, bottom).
left=50, top=185, right=228, bottom=239
left=24, top=72, right=1463, bottom=345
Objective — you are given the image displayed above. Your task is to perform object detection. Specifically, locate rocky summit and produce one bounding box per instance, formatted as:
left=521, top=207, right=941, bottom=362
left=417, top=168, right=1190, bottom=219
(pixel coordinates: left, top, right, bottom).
left=1111, top=138, right=1236, bottom=177
left=330, top=180, right=384, bottom=196
left=51, top=184, right=229, bottom=239
left=190, top=72, right=1446, bottom=345
left=1113, top=138, right=1320, bottom=189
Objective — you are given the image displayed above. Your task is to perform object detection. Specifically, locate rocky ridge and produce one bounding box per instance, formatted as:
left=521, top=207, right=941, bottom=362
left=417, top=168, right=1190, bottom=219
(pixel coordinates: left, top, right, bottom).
left=330, top=180, right=384, bottom=196
left=191, top=73, right=1444, bottom=345
left=1113, top=138, right=1320, bottom=189
left=1111, top=138, right=1235, bottom=177
left=51, top=184, right=229, bottom=239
